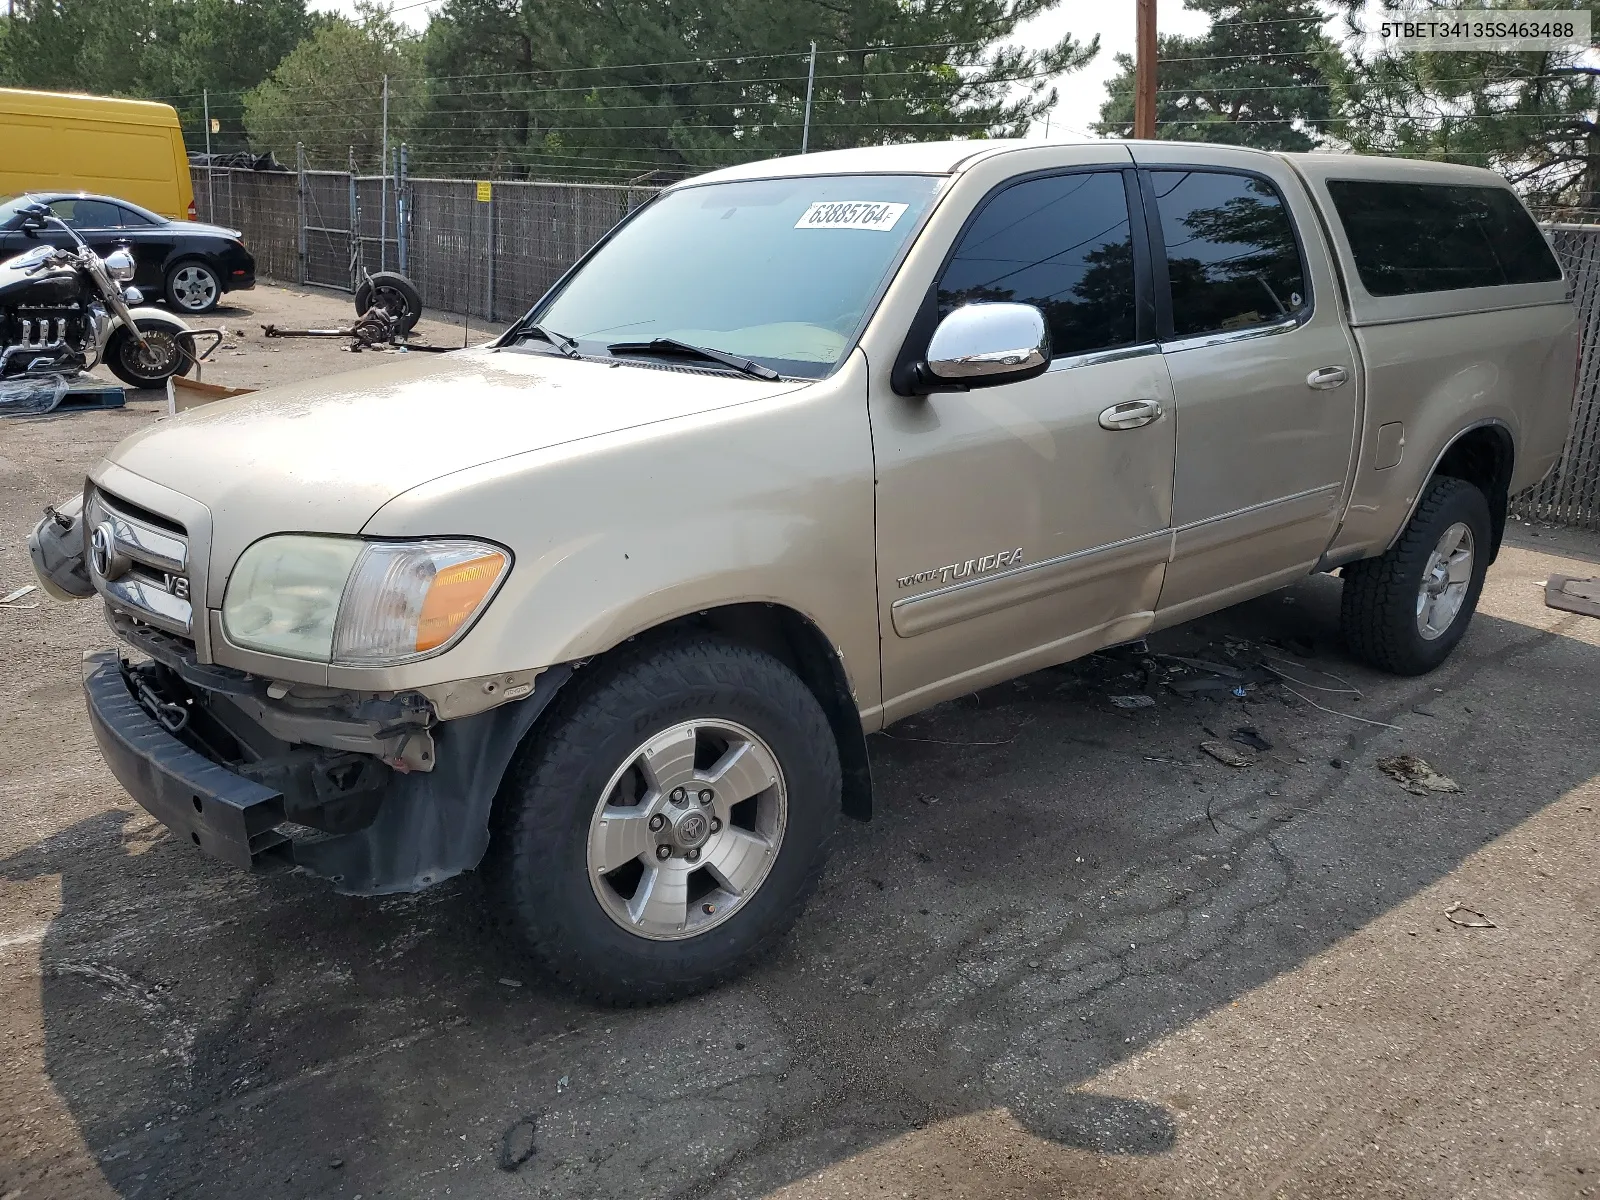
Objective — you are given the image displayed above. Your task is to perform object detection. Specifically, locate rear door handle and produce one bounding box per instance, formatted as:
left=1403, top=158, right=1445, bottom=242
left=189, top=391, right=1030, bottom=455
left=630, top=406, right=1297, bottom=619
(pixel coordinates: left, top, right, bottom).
left=1306, top=365, right=1349, bottom=390
left=1099, top=399, right=1163, bottom=430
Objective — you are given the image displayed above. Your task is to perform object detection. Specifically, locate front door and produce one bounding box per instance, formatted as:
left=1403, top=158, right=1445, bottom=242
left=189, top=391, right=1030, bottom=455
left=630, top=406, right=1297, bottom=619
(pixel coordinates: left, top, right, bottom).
left=871, top=167, right=1177, bottom=719
left=1135, top=151, right=1361, bottom=614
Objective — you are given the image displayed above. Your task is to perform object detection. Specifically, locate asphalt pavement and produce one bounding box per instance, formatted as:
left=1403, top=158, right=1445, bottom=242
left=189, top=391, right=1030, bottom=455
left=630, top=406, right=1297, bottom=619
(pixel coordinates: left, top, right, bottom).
left=0, top=288, right=1596, bottom=1198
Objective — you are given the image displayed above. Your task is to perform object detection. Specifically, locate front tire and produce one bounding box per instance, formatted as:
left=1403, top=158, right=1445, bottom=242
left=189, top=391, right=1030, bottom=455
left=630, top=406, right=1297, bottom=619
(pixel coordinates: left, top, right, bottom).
left=489, top=636, right=841, bottom=1003
left=104, top=321, right=194, bottom=389
left=1341, top=475, right=1492, bottom=675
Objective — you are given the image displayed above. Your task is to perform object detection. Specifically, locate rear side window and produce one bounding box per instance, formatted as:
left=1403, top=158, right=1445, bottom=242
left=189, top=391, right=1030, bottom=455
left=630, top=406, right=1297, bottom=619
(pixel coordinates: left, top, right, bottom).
left=116, top=205, right=161, bottom=227
left=47, top=198, right=124, bottom=228
left=938, top=170, right=1137, bottom=358
left=1149, top=170, right=1308, bottom=339
left=1325, top=179, right=1561, bottom=296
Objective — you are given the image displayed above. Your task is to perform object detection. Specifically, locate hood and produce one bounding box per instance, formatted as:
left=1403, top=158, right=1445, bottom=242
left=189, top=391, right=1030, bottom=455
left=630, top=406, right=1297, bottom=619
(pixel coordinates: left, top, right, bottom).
left=101, top=346, right=808, bottom=564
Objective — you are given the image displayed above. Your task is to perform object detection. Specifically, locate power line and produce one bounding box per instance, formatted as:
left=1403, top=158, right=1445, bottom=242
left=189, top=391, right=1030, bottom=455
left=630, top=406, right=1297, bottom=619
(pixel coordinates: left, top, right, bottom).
left=145, top=38, right=1004, bottom=102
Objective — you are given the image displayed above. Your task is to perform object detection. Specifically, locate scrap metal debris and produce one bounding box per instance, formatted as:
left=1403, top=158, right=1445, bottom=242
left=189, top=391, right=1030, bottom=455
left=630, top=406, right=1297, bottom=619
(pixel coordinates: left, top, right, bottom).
left=0, top=584, right=38, bottom=607
left=1377, top=755, right=1462, bottom=796
left=1444, top=902, right=1496, bottom=929
left=1109, top=694, right=1156, bottom=709
left=1200, top=740, right=1255, bottom=768
left=1545, top=575, right=1600, bottom=618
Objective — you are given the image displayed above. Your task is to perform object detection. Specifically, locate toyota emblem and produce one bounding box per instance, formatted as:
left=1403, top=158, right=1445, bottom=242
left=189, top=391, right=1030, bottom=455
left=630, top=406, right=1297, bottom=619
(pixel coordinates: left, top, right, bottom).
left=90, top=522, right=126, bottom=580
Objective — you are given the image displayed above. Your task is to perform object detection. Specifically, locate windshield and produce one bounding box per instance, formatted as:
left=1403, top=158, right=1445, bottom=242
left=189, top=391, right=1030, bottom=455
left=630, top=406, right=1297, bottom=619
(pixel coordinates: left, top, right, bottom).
left=528, top=174, right=943, bottom=378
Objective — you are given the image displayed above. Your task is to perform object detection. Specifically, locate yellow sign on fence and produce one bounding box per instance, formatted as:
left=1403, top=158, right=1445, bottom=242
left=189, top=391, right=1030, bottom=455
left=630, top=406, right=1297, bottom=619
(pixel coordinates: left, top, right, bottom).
left=476, top=180, right=492, bottom=203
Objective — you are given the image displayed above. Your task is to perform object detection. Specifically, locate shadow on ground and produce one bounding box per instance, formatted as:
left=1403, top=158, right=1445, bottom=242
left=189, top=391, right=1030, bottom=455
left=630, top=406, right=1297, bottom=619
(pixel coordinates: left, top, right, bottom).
left=5, top=573, right=1594, bottom=1198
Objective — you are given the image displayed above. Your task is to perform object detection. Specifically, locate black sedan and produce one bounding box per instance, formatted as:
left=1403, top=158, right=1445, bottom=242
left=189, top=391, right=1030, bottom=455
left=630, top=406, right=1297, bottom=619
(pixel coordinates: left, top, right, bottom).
left=0, top=192, right=254, bottom=314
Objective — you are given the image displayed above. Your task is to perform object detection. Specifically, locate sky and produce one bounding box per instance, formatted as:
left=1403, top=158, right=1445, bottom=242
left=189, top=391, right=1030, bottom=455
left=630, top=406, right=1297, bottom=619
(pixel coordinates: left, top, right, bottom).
left=1014, top=2, right=1212, bottom=138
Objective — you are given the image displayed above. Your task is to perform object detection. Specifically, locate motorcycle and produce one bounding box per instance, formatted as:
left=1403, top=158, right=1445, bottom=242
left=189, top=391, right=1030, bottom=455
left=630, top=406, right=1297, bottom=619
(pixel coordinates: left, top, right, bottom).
left=0, top=201, right=202, bottom=395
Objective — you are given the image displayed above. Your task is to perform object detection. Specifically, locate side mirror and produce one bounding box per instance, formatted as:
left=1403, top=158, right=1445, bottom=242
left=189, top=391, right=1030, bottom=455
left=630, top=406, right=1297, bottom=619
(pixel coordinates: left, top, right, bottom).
left=18, top=202, right=50, bottom=238
left=922, top=302, right=1050, bottom=389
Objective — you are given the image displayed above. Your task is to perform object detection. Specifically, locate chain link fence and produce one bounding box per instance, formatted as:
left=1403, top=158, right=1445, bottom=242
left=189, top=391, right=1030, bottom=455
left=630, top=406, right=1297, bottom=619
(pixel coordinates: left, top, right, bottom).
left=192, top=165, right=649, bottom=321
left=193, top=164, right=1600, bottom=530
left=1510, top=225, right=1600, bottom=529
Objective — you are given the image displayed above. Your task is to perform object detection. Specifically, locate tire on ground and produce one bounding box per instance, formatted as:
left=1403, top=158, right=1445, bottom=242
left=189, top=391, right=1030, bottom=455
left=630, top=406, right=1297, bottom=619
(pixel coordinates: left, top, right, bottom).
left=1341, top=475, right=1493, bottom=675
left=103, top=320, right=195, bottom=389
left=487, top=635, right=841, bottom=1004
left=354, top=271, right=423, bottom=334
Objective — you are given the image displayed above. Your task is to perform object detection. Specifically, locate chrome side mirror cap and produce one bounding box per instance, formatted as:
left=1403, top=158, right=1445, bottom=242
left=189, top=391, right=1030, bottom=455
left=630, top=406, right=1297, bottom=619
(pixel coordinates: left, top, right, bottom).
left=102, top=248, right=136, bottom=283
left=122, top=285, right=144, bottom=305
left=923, top=302, right=1050, bottom=387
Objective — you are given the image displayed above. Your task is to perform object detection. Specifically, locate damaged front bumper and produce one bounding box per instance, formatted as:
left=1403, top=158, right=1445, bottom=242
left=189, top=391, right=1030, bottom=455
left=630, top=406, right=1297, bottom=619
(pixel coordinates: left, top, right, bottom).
left=82, top=645, right=571, bottom=894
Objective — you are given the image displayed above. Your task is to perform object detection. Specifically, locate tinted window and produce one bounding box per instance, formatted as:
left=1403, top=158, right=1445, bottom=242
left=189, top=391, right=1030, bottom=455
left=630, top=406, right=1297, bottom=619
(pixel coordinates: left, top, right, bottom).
left=938, top=171, right=1136, bottom=357
left=116, top=205, right=161, bottom=227
left=1325, top=179, right=1561, bottom=297
left=48, top=198, right=124, bottom=228
left=1150, top=170, right=1307, bottom=338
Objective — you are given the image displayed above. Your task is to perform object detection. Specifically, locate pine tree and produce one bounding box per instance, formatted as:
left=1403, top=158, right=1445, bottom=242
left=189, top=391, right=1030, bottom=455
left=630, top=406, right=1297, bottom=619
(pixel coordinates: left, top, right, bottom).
left=410, top=0, right=1098, bottom=183
left=1095, top=0, right=1337, bottom=152
left=1330, top=0, right=1600, bottom=215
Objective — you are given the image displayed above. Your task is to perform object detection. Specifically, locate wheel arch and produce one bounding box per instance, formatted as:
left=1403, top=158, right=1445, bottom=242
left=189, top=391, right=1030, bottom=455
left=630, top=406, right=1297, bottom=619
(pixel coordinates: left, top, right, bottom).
left=614, top=603, right=873, bottom=822
left=526, top=602, right=872, bottom=823
left=1390, top=420, right=1516, bottom=562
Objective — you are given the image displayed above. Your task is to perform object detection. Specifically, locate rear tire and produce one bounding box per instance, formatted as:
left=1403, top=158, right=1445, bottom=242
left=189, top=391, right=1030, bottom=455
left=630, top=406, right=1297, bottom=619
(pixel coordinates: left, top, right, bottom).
left=488, top=636, right=841, bottom=1004
left=1341, top=475, right=1492, bottom=675
left=164, top=259, right=221, bottom=314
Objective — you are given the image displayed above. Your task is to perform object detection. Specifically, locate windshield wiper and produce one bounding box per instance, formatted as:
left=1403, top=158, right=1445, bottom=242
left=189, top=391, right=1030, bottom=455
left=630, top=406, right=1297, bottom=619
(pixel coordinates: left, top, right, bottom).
left=513, top=323, right=581, bottom=358
left=605, top=337, right=780, bottom=381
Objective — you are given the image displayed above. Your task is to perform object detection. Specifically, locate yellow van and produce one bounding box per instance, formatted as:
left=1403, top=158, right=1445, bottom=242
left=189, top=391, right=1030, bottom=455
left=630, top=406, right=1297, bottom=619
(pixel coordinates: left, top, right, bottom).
left=0, top=87, right=195, bottom=220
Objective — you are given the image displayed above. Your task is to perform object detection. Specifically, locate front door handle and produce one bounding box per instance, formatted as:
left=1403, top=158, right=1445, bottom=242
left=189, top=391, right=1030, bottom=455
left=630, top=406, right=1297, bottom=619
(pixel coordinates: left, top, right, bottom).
left=1307, top=365, right=1349, bottom=390
left=1099, top=399, right=1163, bottom=431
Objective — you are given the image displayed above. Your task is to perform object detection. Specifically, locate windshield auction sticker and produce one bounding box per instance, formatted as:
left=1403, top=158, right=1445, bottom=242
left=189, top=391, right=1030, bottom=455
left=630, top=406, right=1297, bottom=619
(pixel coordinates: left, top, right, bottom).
left=795, top=201, right=910, bottom=231
left=1380, top=9, right=1589, bottom=51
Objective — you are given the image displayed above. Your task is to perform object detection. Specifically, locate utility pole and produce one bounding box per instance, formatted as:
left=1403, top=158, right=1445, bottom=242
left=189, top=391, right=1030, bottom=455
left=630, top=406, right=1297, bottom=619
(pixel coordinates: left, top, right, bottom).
left=203, top=88, right=214, bottom=220
left=801, top=42, right=817, bottom=154
left=1135, top=0, right=1157, bottom=140
left=379, top=74, right=389, bottom=271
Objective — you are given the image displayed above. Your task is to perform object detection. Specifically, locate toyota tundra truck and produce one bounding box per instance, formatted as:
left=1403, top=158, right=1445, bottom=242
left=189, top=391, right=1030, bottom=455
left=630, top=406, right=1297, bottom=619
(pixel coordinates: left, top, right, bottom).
left=28, top=140, right=1578, bottom=1002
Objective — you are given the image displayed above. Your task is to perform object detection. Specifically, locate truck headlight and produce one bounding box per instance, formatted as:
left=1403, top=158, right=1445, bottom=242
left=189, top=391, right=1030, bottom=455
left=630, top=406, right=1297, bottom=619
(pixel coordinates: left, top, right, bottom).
left=222, top=535, right=509, bottom=665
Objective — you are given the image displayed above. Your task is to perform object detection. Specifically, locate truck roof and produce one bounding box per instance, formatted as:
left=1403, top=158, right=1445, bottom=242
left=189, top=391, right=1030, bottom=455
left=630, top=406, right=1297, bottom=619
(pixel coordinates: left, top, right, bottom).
left=682, top=138, right=1515, bottom=192
left=684, top=139, right=1041, bottom=186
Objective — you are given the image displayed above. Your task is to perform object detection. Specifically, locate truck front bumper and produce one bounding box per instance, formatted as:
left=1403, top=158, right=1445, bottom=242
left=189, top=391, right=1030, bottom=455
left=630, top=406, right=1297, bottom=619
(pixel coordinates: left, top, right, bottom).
left=82, top=647, right=571, bottom=894
left=83, top=649, right=292, bottom=871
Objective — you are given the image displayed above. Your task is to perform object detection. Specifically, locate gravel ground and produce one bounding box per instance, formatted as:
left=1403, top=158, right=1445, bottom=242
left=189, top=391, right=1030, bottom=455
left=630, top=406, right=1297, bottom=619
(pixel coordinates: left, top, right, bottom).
left=1, top=287, right=1597, bottom=1198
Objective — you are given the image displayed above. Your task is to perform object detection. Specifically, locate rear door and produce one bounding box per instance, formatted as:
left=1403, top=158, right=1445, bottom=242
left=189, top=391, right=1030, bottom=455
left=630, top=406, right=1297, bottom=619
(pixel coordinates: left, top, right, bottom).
left=1132, top=146, right=1360, bottom=616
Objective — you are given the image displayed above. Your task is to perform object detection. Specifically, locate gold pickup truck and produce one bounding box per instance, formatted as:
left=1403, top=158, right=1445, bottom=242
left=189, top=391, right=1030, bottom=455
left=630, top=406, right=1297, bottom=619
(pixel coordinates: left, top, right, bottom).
left=29, top=140, right=1578, bottom=1002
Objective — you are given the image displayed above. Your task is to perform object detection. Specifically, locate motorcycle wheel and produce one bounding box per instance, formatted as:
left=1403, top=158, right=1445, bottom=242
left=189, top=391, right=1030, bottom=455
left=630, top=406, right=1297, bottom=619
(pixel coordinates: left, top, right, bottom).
left=105, top=322, right=195, bottom=390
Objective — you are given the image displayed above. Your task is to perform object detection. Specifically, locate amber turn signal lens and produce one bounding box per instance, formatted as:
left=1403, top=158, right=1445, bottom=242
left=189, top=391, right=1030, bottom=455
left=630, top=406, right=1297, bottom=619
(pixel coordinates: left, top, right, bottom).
left=415, top=551, right=507, bottom=652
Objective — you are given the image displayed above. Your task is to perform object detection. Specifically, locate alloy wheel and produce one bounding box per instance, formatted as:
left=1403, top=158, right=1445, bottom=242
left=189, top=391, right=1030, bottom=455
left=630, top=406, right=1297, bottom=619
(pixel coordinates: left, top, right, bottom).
left=586, top=719, right=787, bottom=940
left=1416, top=521, right=1474, bottom=640
left=170, top=265, right=218, bottom=311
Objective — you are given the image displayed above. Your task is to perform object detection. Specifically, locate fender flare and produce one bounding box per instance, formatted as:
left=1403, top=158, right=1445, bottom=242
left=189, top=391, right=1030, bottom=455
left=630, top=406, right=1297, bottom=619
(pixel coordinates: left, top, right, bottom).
left=123, top=305, right=192, bottom=333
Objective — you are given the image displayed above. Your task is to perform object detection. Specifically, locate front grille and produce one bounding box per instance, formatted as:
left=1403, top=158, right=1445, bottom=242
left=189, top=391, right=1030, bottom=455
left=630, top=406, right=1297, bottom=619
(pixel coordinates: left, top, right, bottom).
left=86, top=487, right=195, bottom=640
